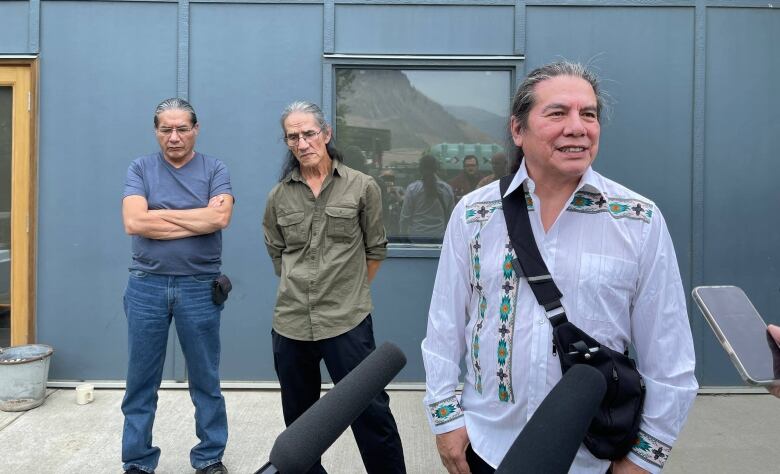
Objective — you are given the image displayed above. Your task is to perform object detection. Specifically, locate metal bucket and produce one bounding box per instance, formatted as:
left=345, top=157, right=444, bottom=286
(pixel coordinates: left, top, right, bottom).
left=0, top=344, right=54, bottom=412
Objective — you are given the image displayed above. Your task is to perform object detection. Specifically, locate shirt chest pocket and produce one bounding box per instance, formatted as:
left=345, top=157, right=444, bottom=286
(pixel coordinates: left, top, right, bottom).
left=577, top=253, right=638, bottom=322
left=325, top=206, right=359, bottom=242
left=277, top=211, right=308, bottom=247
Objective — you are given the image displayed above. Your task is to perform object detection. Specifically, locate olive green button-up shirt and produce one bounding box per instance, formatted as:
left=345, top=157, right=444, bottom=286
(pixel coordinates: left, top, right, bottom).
left=263, top=159, right=387, bottom=341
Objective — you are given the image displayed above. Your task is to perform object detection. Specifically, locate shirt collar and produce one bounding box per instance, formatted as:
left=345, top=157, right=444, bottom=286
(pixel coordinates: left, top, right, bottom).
left=503, top=159, right=607, bottom=203
left=332, top=158, right=345, bottom=177
left=284, top=157, right=342, bottom=183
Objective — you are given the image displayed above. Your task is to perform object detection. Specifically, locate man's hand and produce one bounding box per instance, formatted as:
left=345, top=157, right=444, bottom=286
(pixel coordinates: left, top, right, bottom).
left=767, top=324, right=780, bottom=398
left=610, top=457, right=649, bottom=474
left=366, top=259, right=382, bottom=284
left=436, top=427, right=471, bottom=474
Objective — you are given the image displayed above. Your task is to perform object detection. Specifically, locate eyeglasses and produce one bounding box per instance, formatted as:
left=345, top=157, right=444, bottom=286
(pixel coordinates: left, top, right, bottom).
left=283, top=129, right=322, bottom=146
left=157, top=126, right=194, bottom=136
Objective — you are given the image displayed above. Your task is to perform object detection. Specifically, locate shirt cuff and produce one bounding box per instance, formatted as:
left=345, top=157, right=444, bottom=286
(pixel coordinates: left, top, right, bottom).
left=426, top=394, right=466, bottom=434
left=627, top=429, right=673, bottom=473
left=365, top=246, right=387, bottom=260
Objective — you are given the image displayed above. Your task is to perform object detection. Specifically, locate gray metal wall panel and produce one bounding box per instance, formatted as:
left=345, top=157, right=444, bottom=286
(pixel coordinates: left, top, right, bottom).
left=189, top=2, right=324, bottom=381
left=0, top=2, right=30, bottom=53
left=37, top=1, right=178, bottom=379
left=0, top=1, right=773, bottom=386
left=368, top=258, right=439, bottom=382
left=334, top=4, right=515, bottom=55
left=701, top=7, right=780, bottom=384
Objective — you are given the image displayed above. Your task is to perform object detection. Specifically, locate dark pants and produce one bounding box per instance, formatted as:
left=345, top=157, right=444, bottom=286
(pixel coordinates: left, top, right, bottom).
left=272, top=315, right=406, bottom=474
left=466, top=445, right=496, bottom=474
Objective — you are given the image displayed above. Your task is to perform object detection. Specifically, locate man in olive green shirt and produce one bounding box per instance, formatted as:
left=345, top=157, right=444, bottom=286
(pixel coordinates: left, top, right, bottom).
left=262, top=101, right=405, bottom=474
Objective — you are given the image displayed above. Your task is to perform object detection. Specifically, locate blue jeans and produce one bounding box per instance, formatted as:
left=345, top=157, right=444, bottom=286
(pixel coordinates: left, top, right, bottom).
left=121, top=271, right=228, bottom=472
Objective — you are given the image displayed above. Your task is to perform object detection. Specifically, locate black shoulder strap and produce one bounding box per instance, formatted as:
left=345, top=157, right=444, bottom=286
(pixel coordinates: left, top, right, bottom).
left=499, top=176, right=566, bottom=322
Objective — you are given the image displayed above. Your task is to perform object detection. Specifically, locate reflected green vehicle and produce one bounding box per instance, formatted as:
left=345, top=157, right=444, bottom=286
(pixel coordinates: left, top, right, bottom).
left=426, top=143, right=505, bottom=173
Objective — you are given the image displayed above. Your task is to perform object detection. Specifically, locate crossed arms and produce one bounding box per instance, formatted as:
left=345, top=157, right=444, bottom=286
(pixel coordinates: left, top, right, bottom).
left=123, top=193, right=234, bottom=239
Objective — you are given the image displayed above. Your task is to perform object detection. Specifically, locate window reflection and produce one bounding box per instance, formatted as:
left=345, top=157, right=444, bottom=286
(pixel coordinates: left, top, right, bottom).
left=0, top=86, right=11, bottom=347
left=335, top=68, right=511, bottom=244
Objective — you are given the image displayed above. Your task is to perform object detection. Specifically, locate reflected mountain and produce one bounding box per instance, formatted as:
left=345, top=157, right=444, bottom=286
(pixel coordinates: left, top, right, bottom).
left=444, top=105, right=508, bottom=144
left=337, top=70, right=499, bottom=149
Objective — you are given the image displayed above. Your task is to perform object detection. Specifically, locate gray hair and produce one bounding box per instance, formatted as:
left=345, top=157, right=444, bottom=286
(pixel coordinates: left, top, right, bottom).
left=278, top=101, right=340, bottom=180
left=280, top=100, right=329, bottom=133
left=153, top=97, right=197, bottom=128
left=511, top=61, right=604, bottom=130
left=509, top=61, right=605, bottom=171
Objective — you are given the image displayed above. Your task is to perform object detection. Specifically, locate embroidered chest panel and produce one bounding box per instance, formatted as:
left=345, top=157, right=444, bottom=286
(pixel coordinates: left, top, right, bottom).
left=568, top=191, right=653, bottom=223
left=468, top=233, right=519, bottom=404
left=464, top=194, right=534, bottom=225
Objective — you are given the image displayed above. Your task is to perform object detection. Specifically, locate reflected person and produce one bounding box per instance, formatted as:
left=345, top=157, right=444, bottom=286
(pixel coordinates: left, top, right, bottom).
left=476, top=152, right=508, bottom=188
left=449, top=154, right=483, bottom=202
left=399, top=154, right=455, bottom=244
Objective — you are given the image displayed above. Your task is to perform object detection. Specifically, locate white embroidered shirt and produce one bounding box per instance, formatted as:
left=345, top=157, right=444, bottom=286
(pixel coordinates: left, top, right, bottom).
left=422, top=163, right=698, bottom=473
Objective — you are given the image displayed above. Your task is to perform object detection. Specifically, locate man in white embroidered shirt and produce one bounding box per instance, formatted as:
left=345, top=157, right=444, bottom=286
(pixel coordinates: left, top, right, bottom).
left=422, top=61, right=698, bottom=474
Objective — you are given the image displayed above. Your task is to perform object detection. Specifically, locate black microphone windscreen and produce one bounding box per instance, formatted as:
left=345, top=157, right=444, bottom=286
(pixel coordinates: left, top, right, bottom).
left=495, top=364, right=607, bottom=474
left=267, top=342, right=407, bottom=474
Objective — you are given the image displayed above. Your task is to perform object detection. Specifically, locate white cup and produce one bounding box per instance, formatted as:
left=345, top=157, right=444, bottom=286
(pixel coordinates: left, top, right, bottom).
left=75, top=384, right=95, bottom=405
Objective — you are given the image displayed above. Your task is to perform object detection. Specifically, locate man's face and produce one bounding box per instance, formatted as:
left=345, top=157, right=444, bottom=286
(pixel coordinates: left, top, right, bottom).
left=463, top=158, right=479, bottom=176
left=511, top=75, right=600, bottom=182
left=283, top=111, right=331, bottom=169
left=155, top=109, right=199, bottom=165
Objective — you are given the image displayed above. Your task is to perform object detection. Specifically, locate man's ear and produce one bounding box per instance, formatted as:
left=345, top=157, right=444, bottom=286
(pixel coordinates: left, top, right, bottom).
left=323, top=125, right=332, bottom=144
left=510, top=116, right=523, bottom=148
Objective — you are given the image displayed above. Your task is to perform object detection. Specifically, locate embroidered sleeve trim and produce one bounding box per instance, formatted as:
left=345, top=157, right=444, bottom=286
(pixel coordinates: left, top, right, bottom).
left=631, top=429, right=672, bottom=468
left=428, top=396, right=464, bottom=426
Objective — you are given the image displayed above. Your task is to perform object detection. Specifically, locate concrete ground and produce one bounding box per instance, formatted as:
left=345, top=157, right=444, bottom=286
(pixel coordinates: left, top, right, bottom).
left=1, top=389, right=779, bottom=473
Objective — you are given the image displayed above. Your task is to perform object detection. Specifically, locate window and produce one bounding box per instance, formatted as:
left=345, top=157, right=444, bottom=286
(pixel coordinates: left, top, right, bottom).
left=334, top=68, right=512, bottom=245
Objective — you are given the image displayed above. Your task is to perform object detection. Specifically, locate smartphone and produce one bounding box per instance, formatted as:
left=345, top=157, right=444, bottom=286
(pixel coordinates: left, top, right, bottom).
left=692, top=285, right=780, bottom=386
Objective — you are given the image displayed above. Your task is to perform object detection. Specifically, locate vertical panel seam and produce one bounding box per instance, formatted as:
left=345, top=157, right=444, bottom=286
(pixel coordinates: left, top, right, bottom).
left=324, top=0, right=335, bottom=54
left=692, top=1, right=705, bottom=289
left=514, top=0, right=526, bottom=55
left=28, top=0, right=40, bottom=54
left=691, top=1, right=707, bottom=380
left=178, top=0, right=190, bottom=99
left=322, top=61, right=332, bottom=122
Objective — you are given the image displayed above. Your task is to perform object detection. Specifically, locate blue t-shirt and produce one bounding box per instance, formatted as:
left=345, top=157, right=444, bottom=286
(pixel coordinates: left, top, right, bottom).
left=123, top=152, right=233, bottom=275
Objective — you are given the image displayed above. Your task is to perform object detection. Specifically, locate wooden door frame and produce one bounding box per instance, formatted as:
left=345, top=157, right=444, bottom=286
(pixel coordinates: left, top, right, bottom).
left=0, top=58, right=38, bottom=345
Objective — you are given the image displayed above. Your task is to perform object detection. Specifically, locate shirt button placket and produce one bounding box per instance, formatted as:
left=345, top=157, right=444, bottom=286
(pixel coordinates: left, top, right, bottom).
left=309, top=202, right=322, bottom=339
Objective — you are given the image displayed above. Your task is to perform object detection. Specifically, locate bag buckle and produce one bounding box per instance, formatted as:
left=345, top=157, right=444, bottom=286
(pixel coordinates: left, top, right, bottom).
left=568, top=340, right=599, bottom=360
left=528, top=274, right=553, bottom=283
left=544, top=300, right=565, bottom=320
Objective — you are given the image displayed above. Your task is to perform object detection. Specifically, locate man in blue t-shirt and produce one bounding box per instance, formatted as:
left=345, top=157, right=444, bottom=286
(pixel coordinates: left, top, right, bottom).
left=121, top=98, right=234, bottom=474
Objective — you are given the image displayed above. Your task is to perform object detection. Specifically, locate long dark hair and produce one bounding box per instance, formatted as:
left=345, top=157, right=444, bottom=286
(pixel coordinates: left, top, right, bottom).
left=419, top=154, right=440, bottom=200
